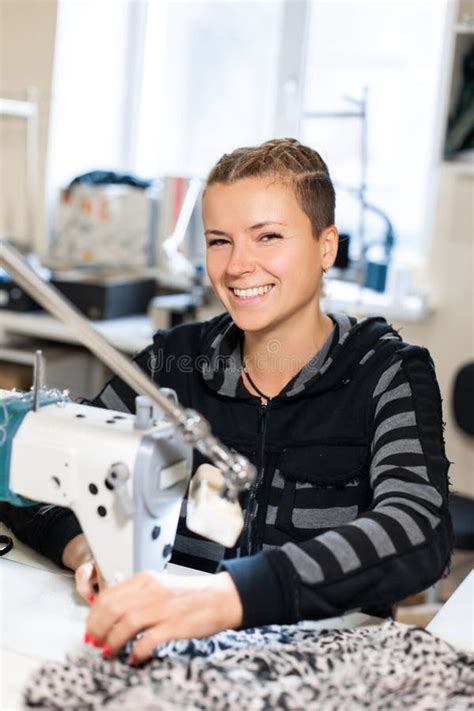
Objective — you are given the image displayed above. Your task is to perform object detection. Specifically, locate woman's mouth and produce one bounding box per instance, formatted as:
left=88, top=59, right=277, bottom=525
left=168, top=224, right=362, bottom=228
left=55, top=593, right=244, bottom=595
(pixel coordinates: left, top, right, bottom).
left=228, top=284, right=275, bottom=303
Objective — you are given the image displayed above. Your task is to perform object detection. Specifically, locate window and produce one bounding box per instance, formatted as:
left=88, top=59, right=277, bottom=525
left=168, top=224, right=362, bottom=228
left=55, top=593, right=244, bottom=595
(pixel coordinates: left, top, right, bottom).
left=135, top=0, right=285, bottom=178
left=300, top=0, right=447, bottom=255
left=47, top=0, right=133, bottom=196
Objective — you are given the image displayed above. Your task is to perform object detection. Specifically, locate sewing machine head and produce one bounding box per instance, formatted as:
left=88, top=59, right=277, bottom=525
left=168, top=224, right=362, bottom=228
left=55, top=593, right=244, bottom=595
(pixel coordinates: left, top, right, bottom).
left=0, top=379, right=243, bottom=584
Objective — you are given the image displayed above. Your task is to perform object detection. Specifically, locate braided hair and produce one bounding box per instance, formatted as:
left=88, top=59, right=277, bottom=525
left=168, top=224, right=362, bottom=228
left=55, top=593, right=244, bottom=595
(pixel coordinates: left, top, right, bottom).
left=206, top=138, right=335, bottom=239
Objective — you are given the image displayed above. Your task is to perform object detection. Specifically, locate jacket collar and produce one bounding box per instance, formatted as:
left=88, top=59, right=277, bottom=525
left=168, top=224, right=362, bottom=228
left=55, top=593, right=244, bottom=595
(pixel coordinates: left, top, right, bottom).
left=199, top=312, right=398, bottom=399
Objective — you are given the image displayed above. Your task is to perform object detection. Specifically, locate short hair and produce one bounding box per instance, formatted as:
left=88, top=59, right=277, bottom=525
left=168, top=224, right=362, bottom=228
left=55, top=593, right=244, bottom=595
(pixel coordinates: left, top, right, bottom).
left=205, top=138, right=335, bottom=239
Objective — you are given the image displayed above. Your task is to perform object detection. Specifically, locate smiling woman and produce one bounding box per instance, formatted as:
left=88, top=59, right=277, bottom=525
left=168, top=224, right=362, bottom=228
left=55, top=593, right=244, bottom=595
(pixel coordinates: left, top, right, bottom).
left=203, top=149, right=338, bottom=395
left=0, top=138, right=452, bottom=666
left=203, top=140, right=338, bottom=395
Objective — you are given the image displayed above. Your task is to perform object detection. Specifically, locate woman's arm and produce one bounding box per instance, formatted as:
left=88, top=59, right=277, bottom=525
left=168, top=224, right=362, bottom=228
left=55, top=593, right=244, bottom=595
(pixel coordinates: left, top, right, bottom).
left=220, top=350, right=453, bottom=628
left=0, top=502, right=82, bottom=567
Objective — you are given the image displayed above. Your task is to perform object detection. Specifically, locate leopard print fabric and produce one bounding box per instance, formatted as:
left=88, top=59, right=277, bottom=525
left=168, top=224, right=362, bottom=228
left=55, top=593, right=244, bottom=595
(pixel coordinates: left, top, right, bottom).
left=25, top=621, right=474, bottom=710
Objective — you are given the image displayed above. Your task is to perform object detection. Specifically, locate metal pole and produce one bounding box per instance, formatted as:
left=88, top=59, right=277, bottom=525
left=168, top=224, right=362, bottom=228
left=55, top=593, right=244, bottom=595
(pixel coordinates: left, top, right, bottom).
left=26, top=88, right=39, bottom=252
left=360, top=86, right=368, bottom=253
left=33, top=350, right=43, bottom=411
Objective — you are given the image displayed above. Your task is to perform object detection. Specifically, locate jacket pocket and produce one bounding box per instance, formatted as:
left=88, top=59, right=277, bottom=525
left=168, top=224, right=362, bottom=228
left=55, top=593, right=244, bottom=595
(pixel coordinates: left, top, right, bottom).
left=272, top=444, right=371, bottom=541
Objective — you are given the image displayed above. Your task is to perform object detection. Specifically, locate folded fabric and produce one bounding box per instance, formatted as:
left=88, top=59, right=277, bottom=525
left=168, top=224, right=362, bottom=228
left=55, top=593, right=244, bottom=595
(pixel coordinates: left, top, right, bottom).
left=24, top=620, right=474, bottom=710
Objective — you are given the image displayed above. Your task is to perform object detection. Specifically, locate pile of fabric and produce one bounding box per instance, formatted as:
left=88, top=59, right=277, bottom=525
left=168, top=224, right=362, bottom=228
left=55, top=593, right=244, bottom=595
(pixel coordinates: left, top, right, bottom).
left=25, top=621, right=474, bottom=710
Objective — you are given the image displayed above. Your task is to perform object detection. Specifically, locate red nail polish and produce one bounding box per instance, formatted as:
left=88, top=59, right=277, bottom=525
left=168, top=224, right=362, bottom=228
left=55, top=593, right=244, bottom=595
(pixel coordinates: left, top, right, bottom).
left=87, top=595, right=95, bottom=604
left=92, top=637, right=101, bottom=648
left=84, top=631, right=91, bottom=644
left=128, top=654, right=137, bottom=666
left=102, top=645, right=111, bottom=658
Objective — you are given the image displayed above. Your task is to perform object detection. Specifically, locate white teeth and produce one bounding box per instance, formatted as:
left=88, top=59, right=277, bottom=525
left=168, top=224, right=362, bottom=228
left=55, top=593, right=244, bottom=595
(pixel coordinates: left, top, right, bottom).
left=232, top=285, right=273, bottom=298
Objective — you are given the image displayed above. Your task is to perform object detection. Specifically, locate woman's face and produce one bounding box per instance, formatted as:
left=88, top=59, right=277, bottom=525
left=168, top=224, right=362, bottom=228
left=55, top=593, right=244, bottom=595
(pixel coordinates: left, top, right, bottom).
left=203, top=176, right=336, bottom=335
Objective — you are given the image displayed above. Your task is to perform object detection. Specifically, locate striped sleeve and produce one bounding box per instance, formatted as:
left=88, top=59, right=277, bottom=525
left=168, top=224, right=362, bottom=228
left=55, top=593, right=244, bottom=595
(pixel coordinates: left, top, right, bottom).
left=225, top=351, right=453, bottom=628
left=89, top=344, right=157, bottom=413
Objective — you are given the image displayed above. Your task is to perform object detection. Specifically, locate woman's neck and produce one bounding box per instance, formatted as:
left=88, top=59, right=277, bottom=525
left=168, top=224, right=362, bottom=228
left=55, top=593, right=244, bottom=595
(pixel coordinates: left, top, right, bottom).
left=241, top=310, right=334, bottom=399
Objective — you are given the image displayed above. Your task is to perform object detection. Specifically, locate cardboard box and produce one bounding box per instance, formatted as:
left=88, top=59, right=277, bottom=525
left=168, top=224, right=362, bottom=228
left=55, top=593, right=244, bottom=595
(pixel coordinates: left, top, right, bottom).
left=49, top=184, right=157, bottom=270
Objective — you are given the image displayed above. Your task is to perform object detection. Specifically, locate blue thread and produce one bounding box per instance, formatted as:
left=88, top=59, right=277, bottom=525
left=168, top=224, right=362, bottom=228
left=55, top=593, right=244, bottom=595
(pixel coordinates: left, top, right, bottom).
left=0, top=391, right=69, bottom=506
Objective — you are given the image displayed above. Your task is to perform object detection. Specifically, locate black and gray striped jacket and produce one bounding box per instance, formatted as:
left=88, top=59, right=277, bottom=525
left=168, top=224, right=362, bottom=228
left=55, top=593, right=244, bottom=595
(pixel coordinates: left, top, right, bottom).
left=1, top=312, right=452, bottom=628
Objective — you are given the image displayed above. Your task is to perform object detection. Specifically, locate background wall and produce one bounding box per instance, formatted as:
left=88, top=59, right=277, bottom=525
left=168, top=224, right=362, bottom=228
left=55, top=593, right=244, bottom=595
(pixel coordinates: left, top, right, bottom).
left=0, top=0, right=57, bottom=252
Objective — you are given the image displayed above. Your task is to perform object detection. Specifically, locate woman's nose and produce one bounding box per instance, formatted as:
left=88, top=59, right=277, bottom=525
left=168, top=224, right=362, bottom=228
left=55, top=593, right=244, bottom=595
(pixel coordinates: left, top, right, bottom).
left=225, top=245, right=256, bottom=276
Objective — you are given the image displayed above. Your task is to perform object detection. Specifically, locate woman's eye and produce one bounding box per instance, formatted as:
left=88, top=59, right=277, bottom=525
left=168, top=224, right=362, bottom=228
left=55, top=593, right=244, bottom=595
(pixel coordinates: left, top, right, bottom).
left=207, top=239, right=230, bottom=247
left=260, top=233, right=283, bottom=242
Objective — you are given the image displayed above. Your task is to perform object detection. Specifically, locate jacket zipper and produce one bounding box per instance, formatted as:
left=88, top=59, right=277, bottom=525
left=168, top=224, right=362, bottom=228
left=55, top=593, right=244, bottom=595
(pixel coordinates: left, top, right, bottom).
left=242, top=398, right=271, bottom=556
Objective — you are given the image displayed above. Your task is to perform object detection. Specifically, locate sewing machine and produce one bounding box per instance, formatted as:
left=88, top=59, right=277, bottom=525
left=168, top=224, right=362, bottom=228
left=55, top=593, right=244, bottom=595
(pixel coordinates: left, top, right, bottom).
left=0, top=241, right=256, bottom=584
left=0, top=384, right=196, bottom=582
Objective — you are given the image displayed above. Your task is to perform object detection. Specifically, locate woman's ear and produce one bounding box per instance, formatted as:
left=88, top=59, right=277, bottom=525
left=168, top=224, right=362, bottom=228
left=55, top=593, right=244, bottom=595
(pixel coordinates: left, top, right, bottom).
left=319, top=226, right=339, bottom=271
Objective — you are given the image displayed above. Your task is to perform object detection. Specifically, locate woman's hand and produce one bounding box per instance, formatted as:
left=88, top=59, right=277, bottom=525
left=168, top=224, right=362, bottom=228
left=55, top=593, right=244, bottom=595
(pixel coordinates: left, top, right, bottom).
left=62, top=533, right=105, bottom=600
left=85, top=570, right=244, bottom=664
left=75, top=558, right=106, bottom=600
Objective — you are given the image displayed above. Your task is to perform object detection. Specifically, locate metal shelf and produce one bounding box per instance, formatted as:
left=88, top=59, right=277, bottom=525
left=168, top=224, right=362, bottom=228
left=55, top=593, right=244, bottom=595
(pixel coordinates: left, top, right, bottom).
left=0, top=98, right=37, bottom=119
left=454, top=22, right=474, bottom=34
left=442, top=160, right=474, bottom=177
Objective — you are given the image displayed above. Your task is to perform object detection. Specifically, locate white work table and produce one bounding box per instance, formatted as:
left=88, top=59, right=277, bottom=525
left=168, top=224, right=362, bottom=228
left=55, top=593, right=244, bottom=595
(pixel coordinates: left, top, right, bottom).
left=0, top=310, right=158, bottom=396
left=0, top=310, right=154, bottom=356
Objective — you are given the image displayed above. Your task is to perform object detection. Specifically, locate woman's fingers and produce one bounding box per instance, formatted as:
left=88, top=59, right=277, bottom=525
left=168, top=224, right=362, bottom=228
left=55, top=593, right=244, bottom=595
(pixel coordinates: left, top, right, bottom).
left=104, top=601, right=168, bottom=655
left=96, top=564, right=107, bottom=592
left=75, top=560, right=97, bottom=600
left=86, top=571, right=160, bottom=643
left=129, top=624, right=175, bottom=664
left=84, top=571, right=243, bottom=662
left=126, top=588, right=226, bottom=664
